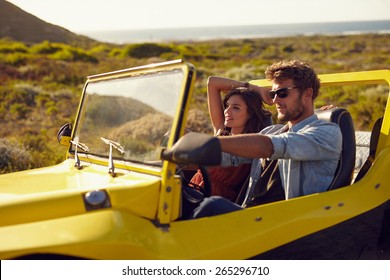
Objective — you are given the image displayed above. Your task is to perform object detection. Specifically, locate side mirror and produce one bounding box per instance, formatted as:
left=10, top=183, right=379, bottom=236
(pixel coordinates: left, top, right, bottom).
left=161, top=132, right=221, bottom=166
left=57, top=123, right=72, bottom=146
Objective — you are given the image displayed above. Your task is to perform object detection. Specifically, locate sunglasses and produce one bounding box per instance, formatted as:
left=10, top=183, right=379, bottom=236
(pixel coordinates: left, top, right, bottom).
left=269, top=86, right=298, bottom=99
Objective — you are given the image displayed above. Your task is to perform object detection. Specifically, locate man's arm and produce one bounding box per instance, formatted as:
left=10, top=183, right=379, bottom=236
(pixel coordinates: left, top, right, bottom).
left=218, top=133, right=274, bottom=159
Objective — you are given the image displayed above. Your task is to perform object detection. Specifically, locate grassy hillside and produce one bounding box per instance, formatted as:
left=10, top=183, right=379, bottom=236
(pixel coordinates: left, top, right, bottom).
left=0, top=33, right=389, bottom=173
left=0, top=0, right=96, bottom=46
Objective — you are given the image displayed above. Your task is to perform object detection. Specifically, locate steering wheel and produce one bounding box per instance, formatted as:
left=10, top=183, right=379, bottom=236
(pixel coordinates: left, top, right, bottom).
left=181, top=165, right=212, bottom=200
left=179, top=165, right=212, bottom=218
left=197, top=165, right=211, bottom=197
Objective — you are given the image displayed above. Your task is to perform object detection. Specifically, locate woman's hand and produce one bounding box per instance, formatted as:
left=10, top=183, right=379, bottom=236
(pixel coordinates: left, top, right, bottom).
left=248, top=84, right=273, bottom=105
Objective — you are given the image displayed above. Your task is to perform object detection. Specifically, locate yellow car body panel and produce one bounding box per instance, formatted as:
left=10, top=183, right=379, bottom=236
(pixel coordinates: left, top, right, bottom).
left=0, top=159, right=161, bottom=226
left=1, top=146, right=389, bottom=260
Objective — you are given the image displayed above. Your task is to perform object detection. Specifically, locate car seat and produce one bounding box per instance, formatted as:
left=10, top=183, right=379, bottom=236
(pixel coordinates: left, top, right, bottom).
left=315, top=107, right=356, bottom=190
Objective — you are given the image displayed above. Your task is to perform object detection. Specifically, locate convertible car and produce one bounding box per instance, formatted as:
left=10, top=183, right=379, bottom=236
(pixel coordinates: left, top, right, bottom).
left=0, top=60, right=389, bottom=259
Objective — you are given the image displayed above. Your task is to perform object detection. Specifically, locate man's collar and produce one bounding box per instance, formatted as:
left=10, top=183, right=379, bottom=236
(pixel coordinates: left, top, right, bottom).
left=289, top=114, right=318, bottom=132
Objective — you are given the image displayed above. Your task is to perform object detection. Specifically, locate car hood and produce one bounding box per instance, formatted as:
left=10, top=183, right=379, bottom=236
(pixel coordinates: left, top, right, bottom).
left=0, top=160, right=161, bottom=226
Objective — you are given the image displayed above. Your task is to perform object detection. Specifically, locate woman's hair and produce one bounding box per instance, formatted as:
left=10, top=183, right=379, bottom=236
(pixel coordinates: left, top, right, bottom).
left=219, top=87, right=271, bottom=135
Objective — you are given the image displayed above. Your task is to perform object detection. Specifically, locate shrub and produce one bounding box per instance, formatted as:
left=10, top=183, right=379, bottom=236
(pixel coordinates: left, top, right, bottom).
left=50, top=47, right=98, bottom=63
left=22, top=133, right=66, bottom=169
left=30, top=41, right=62, bottom=54
left=122, top=43, right=173, bottom=58
left=0, top=40, right=28, bottom=53
left=10, top=103, right=29, bottom=119
left=2, top=53, right=28, bottom=66
left=0, top=138, right=30, bottom=174
left=88, top=44, right=112, bottom=55
left=11, top=84, right=39, bottom=106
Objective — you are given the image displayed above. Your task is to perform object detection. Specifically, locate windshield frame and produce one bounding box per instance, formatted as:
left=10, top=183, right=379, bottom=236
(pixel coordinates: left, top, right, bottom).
left=68, top=60, right=196, bottom=175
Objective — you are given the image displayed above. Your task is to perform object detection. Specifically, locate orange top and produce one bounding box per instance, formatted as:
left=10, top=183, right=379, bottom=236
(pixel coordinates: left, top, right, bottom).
left=190, top=164, right=251, bottom=201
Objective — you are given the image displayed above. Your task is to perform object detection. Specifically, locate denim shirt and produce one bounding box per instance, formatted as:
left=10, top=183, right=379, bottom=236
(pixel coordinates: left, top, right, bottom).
left=221, top=114, right=342, bottom=203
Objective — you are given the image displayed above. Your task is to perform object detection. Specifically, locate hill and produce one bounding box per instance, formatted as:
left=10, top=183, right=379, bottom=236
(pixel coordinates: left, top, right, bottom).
left=0, top=0, right=95, bottom=45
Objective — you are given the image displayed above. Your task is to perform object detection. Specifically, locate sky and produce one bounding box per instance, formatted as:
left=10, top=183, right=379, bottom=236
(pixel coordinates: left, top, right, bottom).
left=6, top=0, right=390, bottom=33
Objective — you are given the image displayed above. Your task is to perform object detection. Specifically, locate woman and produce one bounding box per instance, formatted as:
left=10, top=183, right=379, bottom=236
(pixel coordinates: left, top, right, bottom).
left=190, top=76, right=272, bottom=202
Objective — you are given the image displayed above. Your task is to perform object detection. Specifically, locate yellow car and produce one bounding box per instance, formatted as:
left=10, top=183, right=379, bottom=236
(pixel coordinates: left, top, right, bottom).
left=0, top=60, right=389, bottom=260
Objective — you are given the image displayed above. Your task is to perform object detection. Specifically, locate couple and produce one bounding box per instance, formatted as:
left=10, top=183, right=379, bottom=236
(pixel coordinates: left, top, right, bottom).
left=189, top=59, right=342, bottom=219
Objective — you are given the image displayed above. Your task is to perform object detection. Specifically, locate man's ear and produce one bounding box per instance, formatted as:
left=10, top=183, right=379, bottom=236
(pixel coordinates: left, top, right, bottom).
left=304, top=87, right=314, bottom=100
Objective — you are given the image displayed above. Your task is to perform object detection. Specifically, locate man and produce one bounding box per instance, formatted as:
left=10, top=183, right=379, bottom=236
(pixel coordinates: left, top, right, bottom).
left=191, top=59, right=342, bottom=218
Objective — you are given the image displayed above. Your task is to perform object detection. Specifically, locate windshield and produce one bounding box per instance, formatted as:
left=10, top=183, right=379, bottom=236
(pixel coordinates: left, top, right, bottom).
left=72, top=68, right=185, bottom=167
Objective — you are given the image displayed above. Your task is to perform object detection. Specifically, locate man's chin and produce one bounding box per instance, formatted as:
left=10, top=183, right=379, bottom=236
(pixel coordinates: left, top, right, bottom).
left=277, top=114, right=287, bottom=122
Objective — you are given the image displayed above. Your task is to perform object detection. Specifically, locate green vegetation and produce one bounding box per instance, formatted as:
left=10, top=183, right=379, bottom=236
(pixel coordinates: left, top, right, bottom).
left=0, top=138, right=30, bottom=174
left=0, top=33, right=389, bottom=173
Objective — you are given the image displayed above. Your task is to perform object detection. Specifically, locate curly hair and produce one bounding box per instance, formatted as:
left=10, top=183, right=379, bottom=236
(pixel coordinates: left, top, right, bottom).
left=219, top=87, right=271, bottom=135
left=265, top=60, right=320, bottom=100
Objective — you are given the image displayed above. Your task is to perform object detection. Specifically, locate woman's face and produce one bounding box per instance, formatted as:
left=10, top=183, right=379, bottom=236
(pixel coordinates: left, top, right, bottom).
left=224, top=94, right=249, bottom=134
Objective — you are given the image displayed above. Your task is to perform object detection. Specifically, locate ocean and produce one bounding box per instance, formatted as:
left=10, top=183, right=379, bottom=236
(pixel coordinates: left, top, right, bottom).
left=84, top=20, right=390, bottom=44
